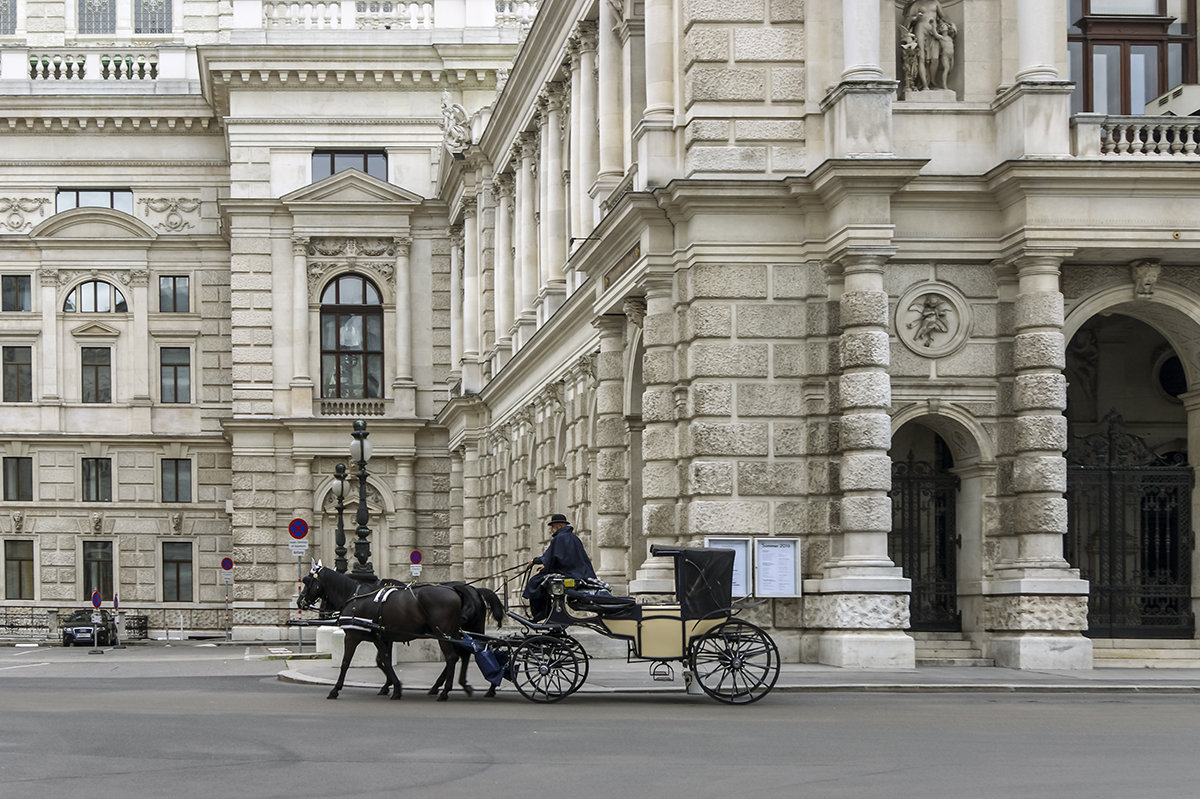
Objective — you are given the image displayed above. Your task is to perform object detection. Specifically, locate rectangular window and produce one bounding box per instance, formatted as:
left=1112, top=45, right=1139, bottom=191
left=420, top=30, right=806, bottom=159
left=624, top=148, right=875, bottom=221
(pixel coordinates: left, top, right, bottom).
left=160, top=347, right=191, bottom=404
left=82, top=540, right=113, bottom=601
left=1090, top=0, right=1160, bottom=13
left=3, top=457, right=32, bottom=502
left=82, top=347, right=112, bottom=403
left=312, top=150, right=387, bottom=182
left=1, top=276, right=31, bottom=312
left=134, top=0, right=172, bottom=33
left=56, top=189, right=133, bottom=215
left=78, top=0, right=116, bottom=34
left=162, top=542, right=193, bottom=602
left=161, top=458, right=192, bottom=503
left=2, top=346, right=32, bottom=403
left=159, top=276, right=190, bottom=313
left=4, top=540, right=34, bottom=600
left=0, top=0, right=16, bottom=36
left=82, top=457, right=112, bottom=502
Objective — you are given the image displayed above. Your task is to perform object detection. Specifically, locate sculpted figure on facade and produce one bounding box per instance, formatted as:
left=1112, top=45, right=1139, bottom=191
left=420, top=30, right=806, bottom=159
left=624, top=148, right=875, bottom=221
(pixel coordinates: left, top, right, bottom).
left=905, top=293, right=951, bottom=346
left=441, top=90, right=472, bottom=153
left=900, top=0, right=957, bottom=92
left=1131, top=259, right=1161, bottom=298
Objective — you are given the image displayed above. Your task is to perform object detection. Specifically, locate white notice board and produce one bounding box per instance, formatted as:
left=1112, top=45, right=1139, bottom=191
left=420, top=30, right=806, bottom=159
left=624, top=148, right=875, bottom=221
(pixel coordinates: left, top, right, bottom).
left=754, top=538, right=801, bottom=597
left=703, top=536, right=751, bottom=598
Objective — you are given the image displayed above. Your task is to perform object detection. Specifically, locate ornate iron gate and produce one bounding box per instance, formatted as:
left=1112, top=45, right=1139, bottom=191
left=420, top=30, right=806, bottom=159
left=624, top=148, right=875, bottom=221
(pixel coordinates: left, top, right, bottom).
left=1066, top=413, right=1195, bottom=638
left=890, top=448, right=961, bottom=632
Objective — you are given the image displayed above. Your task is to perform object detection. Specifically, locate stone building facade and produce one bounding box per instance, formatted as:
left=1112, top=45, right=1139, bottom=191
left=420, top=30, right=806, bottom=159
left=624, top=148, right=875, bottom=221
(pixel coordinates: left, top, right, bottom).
left=2, top=0, right=1199, bottom=669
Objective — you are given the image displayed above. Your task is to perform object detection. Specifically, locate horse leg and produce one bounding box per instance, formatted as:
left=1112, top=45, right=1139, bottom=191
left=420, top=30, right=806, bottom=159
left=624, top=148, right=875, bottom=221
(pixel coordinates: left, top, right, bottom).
left=455, top=646, right=475, bottom=697
left=433, top=640, right=460, bottom=702
left=328, top=632, right=361, bottom=699
left=374, top=639, right=403, bottom=699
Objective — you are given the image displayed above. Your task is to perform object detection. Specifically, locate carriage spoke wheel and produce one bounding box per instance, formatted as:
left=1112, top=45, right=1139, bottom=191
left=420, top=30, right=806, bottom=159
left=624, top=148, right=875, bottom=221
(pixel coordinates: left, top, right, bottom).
left=689, top=619, right=780, bottom=705
left=510, top=634, right=589, bottom=703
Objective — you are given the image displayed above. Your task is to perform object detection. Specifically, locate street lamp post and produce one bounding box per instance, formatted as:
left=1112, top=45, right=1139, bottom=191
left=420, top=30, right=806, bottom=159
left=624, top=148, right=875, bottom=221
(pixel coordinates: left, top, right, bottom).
left=349, top=419, right=376, bottom=582
left=332, top=462, right=348, bottom=573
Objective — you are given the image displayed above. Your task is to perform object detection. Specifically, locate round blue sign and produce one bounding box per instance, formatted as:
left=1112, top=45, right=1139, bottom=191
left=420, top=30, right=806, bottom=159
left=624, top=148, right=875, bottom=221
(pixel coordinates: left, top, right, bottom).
left=221, top=557, right=234, bottom=571
left=91, top=590, right=102, bottom=609
left=410, top=550, right=422, bottom=565
left=289, top=518, right=308, bottom=539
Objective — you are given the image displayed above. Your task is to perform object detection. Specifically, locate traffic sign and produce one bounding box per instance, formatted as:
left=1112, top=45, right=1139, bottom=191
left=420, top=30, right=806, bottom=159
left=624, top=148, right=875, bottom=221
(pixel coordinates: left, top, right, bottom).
left=220, top=570, right=234, bottom=584
left=221, top=557, right=234, bottom=571
left=289, top=518, right=308, bottom=539
left=410, top=550, right=422, bottom=565
left=288, top=539, right=309, bottom=557
left=91, top=590, right=101, bottom=609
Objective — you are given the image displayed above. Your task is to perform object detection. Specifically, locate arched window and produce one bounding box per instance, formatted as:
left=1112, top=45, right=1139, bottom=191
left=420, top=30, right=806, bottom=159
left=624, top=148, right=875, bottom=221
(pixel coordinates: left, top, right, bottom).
left=63, top=280, right=128, bottom=313
left=320, top=274, right=383, bottom=399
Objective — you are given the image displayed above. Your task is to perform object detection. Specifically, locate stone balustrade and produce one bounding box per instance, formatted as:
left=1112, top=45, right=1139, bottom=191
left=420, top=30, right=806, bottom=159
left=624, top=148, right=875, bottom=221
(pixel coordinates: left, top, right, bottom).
left=0, top=47, right=192, bottom=83
left=1072, top=113, right=1200, bottom=157
left=262, top=1, right=434, bottom=30
left=495, top=1, right=538, bottom=25
left=318, top=398, right=388, bottom=416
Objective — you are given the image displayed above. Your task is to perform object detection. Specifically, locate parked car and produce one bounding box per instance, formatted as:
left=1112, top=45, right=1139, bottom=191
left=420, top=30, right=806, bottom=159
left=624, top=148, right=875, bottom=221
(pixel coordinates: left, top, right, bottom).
left=60, top=609, right=117, bottom=647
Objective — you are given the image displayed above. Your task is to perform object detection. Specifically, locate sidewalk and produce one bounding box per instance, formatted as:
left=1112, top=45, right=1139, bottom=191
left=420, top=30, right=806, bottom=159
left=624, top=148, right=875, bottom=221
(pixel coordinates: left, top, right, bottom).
left=278, top=655, right=1200, bottom=695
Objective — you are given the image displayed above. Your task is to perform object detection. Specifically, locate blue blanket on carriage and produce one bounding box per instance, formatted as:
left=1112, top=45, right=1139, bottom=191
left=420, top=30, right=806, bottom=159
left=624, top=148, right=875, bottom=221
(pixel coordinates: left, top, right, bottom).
left=460, top=633, right=509, bottom=686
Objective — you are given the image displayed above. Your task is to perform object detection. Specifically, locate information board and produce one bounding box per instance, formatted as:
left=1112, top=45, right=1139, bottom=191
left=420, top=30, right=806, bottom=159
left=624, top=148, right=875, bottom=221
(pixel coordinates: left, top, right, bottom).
left=754, top=538, right=801, bottom=597
left=703, top=536, right=751, bottom=598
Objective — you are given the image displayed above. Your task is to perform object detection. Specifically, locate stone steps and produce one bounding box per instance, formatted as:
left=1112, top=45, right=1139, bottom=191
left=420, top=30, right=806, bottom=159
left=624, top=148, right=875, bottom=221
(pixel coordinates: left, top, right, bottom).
left=911, top=632, right=994, bottom=667
left=1092, top=639, right=1200, bottom=668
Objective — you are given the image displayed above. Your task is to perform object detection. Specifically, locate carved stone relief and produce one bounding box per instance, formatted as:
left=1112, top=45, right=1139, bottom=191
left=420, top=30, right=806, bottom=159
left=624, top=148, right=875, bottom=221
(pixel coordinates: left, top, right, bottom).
left=895, top=281, right=971, bottom=357
left=897, top=0, right=958, bottom=96
left=137, top=197, right=201, bottom=232
left=0, top=197, right=51, bottom=233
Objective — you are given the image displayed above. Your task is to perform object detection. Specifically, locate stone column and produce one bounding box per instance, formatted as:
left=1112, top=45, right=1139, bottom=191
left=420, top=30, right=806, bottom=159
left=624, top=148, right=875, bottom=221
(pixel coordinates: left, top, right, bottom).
left=392, top=457, right=416, bottom=571
left=516, top=133, right=539, bottom=345
left=492, top=174, right=515, bottom=361
left=290, top=237, right=310, bottom=385
left=597, top=0, right=624, bottom=185
left=842, top=0, right=882, bottom=81
left=815, top=249, right=914, bottom=669
left=461, top=440, right=484, bottom=583
left=125, top=268, right=152, bottom=424
left=537, top=98, right=552, bottom=309
left=593, top=314, right=630, bottom=589
left=38, top=269, right=59, bottom=409
left=567, top=37, right=583, bottom=247
left=449, top=227, right=463, bottom=388
left=543, top=84, right=567, bottom=314
left=392, top=236, right=415, bottom=415
left=1016, top=0, right=1058, bottom=82
left=629, top=278, right=677, bottom=594
left=635, top=0, right=675, bottom=188
left=577, top=21, right=599, bottom=232
left=986, top=252, right=1091, bottom=669
left=462, top=199, right=481, bottom=393
left=449, top=448, right=464, bottom=581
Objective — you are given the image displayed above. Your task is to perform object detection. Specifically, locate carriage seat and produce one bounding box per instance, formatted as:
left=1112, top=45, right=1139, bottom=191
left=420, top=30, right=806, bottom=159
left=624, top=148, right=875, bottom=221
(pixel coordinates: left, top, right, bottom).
left=563, top=582, right=639, bottom=620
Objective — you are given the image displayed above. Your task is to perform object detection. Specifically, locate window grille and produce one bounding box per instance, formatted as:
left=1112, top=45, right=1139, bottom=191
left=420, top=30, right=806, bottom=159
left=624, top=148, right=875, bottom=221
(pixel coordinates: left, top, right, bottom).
left=78, top=0, right=117, bottom=34
left=135, top=0, right=172, bottom=34
left=0, top=0, right=16, bottom=36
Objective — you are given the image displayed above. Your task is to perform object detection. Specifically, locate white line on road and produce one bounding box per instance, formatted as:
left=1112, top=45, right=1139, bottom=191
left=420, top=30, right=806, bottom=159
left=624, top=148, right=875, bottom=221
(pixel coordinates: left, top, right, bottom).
left=0, top=662, right=49, bottom=671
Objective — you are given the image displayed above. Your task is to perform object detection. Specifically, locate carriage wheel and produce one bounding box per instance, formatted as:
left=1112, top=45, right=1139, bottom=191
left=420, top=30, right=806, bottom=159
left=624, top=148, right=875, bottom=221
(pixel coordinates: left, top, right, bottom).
left=510, top=634, right=589, bottom=703
left=689, top=619, right=780, bottom=705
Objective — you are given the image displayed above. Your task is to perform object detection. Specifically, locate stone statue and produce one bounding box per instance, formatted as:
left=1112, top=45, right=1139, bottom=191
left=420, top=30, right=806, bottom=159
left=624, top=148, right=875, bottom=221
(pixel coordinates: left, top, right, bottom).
left=91, top=512, right=102, bottom=532
left=906, top=294, right=951, bottom=347
left=11, top=511, right=22, bottom=534
left=900, top=0, right=957, bottom=93
left=1131, top=259, right=1161, bottom=299
left=441, top=90, right=472, bottom=153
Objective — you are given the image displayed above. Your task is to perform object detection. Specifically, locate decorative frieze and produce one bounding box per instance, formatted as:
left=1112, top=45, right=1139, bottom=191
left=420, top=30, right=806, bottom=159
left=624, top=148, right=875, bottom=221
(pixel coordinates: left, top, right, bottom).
left=0, top=197, right=51, bottom=233
left=137, top=197, right=201, bottom=232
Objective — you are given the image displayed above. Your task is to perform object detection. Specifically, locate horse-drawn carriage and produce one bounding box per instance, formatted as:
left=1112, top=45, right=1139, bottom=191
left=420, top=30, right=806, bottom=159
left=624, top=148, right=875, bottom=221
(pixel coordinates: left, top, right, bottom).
left=298, top=544, right=780, bottom=705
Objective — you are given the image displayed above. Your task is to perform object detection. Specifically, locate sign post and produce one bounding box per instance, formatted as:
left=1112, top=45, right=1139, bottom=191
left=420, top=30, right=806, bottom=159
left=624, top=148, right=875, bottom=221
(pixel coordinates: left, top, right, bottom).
left=220, top=557, right=234, bottom=641
left=89, top=590, right=103, bottom=655
left=288, top=519, right=309, bottom=650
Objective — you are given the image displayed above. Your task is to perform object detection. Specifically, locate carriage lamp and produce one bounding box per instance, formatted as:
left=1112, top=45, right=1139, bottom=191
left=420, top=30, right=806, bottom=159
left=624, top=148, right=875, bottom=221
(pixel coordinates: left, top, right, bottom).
left=349, top=419, right=377, bottom=582
left=332, top=462, right=349, bottom=574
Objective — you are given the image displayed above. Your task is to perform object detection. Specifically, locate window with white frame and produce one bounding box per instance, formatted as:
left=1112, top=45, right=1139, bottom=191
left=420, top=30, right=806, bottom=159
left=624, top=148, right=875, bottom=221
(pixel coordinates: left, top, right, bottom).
left=64, top=280, right=128, bottom=313
left=82, top=457, right=112, bottom=502
left=2, top=346, right=31, bottom=403
left=161, top=458, right=191, bottom=503
left=82, top=540, right=113, bottom=601
left=162, top=541, right=192, bottom=602
left=82, top=346, right=112, bottom=403
left=0, top=0, right=17, bottom=36
left=134, top=0, right=171, bottom=33
left=2, top=275, right=31, bottom=312
left=3, top=456, right=32, bottom=501
left=5, top=540, right=34, bottom=600
left=160, top=347, right=190, bottom=403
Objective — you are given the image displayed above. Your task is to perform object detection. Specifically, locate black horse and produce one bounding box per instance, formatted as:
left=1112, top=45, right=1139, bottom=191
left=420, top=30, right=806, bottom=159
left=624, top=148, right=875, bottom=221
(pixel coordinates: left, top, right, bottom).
left=298, top=565, right=467, bottom=701
left=429, top=582, right=506, bottom=699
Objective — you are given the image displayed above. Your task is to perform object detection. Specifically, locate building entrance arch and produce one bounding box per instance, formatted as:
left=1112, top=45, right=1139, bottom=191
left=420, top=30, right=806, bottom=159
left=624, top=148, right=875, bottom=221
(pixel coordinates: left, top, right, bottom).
left=1065, top=308, right=1196, bottom=639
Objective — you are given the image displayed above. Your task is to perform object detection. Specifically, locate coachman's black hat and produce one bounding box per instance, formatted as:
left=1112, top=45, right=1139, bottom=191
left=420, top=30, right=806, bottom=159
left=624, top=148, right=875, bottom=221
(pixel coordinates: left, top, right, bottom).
left=548, top=513, right=569, bottom=525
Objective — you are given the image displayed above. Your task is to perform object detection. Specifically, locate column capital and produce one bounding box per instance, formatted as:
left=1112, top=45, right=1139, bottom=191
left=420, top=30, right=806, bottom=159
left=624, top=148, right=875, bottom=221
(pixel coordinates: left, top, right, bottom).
left=392, top=235, right=412, bottom=256
left=520, top=130, right=539, bottom=159
left=593, top=312, right=627, bottom=336
left=461, top=197, right=477, bottom=218
left=492, top=172, right=515, bottom=197
left=622, top=296, right=647, bottom=327
left=575, top=19, right=598, bottom=51
left=543, top=81, right=566, bottom=111
left=291, top=235, right=309, bottom=256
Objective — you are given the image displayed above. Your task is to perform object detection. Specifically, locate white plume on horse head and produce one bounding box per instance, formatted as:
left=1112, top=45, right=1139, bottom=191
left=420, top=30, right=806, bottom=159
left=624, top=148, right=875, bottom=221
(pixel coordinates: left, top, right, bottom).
left=310, top=558, right=323, bottom=575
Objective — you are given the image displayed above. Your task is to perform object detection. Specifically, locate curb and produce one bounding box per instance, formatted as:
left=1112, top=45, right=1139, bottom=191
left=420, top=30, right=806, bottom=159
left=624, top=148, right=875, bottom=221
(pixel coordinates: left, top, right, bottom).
left=276, top=669, right=1200, bottom=695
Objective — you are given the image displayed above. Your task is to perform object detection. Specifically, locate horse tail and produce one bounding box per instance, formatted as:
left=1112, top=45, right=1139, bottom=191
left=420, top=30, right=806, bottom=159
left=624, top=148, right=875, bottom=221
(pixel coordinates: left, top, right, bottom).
left=478, top=587, right=505, bottom=627
left=441, top=582, right=481, bottom=628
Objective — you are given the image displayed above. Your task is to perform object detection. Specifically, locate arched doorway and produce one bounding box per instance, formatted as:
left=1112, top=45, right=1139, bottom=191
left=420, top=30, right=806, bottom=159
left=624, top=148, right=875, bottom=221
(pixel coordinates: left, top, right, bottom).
left=1065, top=314, right=1195, bottom=638
left=889, top=423, right=961, bottom=631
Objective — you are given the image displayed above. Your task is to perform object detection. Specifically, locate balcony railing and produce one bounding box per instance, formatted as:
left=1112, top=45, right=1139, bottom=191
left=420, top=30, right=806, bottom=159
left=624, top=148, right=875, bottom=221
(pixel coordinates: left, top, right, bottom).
left=234, top=0, right=537, bottom=31
left=1, top=46, right=190, bottom=84
left=319, top=398, right=388, bottom=416
left=1072, top=114, right=1200, bottom=157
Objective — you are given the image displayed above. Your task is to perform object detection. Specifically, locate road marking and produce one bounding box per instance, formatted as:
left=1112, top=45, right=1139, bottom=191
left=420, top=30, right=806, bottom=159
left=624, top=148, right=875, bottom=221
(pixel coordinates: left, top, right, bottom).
left=0, top=662, right=49, bottom=671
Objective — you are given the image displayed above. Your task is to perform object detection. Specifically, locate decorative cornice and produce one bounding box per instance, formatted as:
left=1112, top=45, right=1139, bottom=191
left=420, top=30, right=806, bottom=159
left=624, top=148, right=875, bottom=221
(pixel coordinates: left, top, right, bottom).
left=0, top=117, right=215, bottom=134
left=137, top=197, right=201, bottom=232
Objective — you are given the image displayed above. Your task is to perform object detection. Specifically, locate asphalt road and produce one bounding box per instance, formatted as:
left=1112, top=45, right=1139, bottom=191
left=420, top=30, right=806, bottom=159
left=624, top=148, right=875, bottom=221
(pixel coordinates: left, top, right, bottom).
left=2, top=644, right=1199, bottom=799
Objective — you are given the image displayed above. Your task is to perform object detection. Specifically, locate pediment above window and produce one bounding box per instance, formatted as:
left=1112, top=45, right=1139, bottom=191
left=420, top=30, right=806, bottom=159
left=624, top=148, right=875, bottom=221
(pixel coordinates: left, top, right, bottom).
left=71, top=321, right=121, bottom=339
left=282, top=170, right=424, bottom=208
left=31, top=208, right=157, bottom=240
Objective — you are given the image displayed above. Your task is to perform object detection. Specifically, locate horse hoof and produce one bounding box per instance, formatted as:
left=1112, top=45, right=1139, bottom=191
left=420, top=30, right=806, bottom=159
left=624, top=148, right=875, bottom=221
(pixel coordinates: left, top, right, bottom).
left=485, top=688, right=497, bottom=698
left=426, top=687, right=438, bottom=696
left=437, top=694, right=449, bottom=702
left=463, top=685, right=475, bottom=698
left=391, top=692, right=403, bottom=700
left=377, top=687, right=390, bottom=696
left=327, top=692, right=339, bottom=700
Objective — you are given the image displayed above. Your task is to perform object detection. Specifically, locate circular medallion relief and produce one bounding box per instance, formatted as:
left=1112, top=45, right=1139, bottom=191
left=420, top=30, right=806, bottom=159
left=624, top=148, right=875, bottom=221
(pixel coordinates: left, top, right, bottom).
left=895, top=282, right=971, bottom=358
